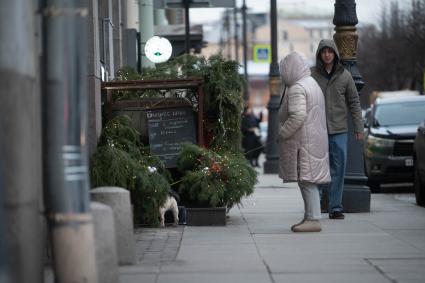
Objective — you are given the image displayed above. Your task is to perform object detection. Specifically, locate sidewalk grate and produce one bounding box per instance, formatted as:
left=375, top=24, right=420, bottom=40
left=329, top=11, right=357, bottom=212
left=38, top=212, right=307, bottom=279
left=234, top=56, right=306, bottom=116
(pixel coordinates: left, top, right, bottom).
left=134, top=226, right=184, bottom=265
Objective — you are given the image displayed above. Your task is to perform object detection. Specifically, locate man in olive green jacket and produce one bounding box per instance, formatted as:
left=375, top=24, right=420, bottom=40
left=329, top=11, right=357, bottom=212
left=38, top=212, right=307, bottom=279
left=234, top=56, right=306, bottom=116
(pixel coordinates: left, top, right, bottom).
left=311, top=39, right=364, bottom=219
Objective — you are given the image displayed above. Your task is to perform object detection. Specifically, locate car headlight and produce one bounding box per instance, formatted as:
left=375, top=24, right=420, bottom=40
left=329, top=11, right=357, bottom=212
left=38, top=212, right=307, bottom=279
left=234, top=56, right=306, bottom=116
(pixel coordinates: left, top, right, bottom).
left=366, top=135, right=395, bottom=157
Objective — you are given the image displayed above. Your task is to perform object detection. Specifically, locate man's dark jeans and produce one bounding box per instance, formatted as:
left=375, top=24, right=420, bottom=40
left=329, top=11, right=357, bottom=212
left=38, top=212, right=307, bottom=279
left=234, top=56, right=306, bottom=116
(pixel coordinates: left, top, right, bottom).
left=319, top=133, right=347, bottom=213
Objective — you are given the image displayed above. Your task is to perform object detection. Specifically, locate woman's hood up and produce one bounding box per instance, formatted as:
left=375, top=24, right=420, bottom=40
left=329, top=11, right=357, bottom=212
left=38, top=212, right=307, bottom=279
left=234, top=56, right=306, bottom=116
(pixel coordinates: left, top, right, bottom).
left=279, top=52, right=311, bottom=86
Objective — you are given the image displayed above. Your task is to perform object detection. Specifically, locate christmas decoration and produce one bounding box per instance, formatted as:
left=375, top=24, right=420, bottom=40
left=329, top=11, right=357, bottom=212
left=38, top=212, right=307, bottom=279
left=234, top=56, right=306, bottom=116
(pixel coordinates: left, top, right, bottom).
left=90, top=115, right=170, bottom=226
left=113, top=54, right=245, bottom=152
left=92, top=55, right=255, bottom=224
left=176, top=144, right=257, bottom=208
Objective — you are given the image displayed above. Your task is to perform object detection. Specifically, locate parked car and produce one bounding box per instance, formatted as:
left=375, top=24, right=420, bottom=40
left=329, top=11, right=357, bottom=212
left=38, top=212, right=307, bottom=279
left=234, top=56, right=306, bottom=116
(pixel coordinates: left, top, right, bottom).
left=363, top=107, right=372, bottom=122
left=414, top=120, right=425, bottom=206
left=259, top=121, right=268, bottom=146
left=364, top=95, right=425, bottom=192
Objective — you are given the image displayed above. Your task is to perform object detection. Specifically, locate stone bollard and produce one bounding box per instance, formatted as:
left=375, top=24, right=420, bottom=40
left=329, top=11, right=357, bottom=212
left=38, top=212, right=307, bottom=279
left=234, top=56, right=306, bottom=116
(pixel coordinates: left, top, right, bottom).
left=90, top=202, right=119, bottom=283
left=90, top=187, right=136, bottom=265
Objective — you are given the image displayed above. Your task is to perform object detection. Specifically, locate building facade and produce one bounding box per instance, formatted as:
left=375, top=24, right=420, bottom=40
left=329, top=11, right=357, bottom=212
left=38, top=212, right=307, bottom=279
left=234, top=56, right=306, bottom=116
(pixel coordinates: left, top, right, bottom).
left=200, top=12, right=333, bottom=115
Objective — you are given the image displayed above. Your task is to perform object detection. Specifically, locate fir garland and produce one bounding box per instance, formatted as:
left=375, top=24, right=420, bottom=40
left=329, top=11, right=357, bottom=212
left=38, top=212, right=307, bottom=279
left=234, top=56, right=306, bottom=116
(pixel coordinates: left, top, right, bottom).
left=92, top=55, right=255, bottom=218
left=113, top=54, right=245, bottom=153
left=176, top=144, right=257, bottom=208
left=90, top=115, right=170, bottom=226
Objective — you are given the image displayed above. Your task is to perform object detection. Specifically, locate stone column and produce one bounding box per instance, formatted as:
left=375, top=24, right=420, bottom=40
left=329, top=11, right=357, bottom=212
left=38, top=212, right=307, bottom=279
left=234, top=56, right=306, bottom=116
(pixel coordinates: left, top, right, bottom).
left=0, top=2, right=43, bottom=282
left=112, top=0, right=124, bottom=71
left=91, top=187, right=136, bottom=265
left=99, top=0, right=115, bottom=79
left=125, top=0, right=139, bottom=29
left=154, top=9, right=168, bottom=26
left=91, top=202, right=119, bottom=283
left=139, top=0, right=154, bottom=69
left=87, top=0, right=102, bottom=156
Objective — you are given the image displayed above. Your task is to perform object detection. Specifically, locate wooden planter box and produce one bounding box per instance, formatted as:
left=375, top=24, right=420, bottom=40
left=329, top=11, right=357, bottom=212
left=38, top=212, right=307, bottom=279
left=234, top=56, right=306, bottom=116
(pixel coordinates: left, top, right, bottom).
left=186, top=207, right=226, bottom=226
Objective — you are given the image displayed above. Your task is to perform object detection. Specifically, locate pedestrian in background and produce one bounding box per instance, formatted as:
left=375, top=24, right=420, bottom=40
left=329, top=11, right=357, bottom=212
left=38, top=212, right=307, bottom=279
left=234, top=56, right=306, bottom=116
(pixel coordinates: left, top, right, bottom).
left=278, top=52, right=331, bottom=232
left=311, top=39, right=364, bottom=220
left=241, top=105, right=263, bottom=167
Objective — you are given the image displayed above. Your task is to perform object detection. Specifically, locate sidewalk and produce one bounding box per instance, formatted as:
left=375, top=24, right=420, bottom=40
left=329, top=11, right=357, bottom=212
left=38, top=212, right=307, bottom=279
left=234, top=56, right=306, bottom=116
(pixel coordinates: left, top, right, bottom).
left=120, top=167, right=425, bottom=283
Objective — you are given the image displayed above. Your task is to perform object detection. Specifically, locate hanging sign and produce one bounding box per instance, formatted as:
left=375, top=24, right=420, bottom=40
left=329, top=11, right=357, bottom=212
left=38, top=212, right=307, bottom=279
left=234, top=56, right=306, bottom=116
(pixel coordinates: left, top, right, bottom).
left=144, top=36, right=173, bottom=63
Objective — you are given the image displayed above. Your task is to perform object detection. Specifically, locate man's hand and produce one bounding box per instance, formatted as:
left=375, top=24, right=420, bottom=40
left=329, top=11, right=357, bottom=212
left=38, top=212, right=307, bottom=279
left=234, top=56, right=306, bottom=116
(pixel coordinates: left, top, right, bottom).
left=355, top=132, right=364, bottom=141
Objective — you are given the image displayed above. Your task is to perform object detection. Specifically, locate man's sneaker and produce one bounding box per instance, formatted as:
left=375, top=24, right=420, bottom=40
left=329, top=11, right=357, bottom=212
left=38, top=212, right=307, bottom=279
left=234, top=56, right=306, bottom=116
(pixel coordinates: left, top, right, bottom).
left=329, top=211, right=345, bottom=219
left=291, top=220, right=322, bottom=232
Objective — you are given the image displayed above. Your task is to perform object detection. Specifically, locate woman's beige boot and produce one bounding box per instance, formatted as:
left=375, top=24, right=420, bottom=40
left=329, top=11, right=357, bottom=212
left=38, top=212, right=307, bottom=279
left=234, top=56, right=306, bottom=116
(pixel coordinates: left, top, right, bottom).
left=291, top=220, right=321, bottom=232
left=290, top=219, right=305, bottom=231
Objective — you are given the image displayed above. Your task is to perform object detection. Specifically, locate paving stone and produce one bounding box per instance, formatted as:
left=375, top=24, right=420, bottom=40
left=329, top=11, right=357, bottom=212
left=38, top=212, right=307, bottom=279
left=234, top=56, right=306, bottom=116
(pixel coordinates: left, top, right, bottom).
left=120, top=168, right=425, bottom=283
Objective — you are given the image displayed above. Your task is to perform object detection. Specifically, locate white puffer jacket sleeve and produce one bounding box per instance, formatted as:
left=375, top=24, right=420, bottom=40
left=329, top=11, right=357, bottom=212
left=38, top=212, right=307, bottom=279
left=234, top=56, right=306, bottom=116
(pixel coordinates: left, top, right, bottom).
left=279, top=84, right=307, bottom=140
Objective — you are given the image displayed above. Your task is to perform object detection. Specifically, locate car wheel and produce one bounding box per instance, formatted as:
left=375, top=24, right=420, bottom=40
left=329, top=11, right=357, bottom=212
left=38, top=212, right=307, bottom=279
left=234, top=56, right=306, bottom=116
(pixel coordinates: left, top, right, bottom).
left=368, top=180, right=381, bottom=193
left=414, top=164, right=425, bottom=207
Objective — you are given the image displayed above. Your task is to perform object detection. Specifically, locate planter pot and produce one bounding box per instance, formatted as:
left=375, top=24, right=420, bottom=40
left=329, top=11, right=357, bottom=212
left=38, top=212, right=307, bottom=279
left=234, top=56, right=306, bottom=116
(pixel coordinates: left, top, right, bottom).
left=186, top=207, right=226, bottom=226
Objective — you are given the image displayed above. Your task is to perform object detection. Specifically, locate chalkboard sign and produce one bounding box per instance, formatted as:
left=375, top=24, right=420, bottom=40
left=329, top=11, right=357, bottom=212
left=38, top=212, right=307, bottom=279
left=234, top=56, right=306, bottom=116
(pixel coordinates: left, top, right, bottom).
left=147, top=107, right=197, bottom=168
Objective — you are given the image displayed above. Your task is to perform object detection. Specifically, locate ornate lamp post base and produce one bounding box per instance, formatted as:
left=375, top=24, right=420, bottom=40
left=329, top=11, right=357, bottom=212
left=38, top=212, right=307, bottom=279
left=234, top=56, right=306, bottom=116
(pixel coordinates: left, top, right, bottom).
left=330, top=0, right=370, bottom=212
left=263, top=75, right=281, bottom=174
left=343, top=113, right=370, bottom=212
left=263, top=79, right=281, bottom=174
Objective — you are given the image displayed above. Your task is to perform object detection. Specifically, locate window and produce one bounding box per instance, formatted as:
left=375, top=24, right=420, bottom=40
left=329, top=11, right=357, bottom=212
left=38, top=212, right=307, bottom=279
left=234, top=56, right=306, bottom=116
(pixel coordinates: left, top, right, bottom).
left=375, top=101, right=425, bottom=126
left=282, top=30, right=288, bottom=40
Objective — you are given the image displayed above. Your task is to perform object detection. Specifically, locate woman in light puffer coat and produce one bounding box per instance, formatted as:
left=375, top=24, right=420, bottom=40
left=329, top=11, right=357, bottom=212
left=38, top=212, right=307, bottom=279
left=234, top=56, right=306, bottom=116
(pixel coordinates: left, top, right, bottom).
left=278, top=52, right=331, bottom=232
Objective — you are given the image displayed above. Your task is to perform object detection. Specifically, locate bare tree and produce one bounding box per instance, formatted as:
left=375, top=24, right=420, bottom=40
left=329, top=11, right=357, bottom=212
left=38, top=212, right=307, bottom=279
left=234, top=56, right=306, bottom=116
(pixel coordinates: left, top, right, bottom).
left=406, top=0, right=425, bottom=90
left=358, top=0, right=425, bottom=103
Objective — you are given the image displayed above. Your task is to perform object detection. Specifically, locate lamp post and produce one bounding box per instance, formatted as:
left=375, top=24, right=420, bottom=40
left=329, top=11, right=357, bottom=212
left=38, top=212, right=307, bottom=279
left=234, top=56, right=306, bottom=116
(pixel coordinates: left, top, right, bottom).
left=263, top=0, right=281, bottom=173
left=234, top=7, right=239, bottom=63
left=42, top=0, right=98, bottom=281
left=333, top=0, right=370, bottom=212
left=184, top=0, right=191, bottom=54
left=242, top=0, right=248, bottom=102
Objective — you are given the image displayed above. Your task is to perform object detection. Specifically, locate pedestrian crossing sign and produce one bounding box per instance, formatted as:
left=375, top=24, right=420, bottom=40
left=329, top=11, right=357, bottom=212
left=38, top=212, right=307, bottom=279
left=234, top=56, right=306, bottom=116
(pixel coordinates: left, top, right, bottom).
left=253, top=44, right=271, bottom=63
